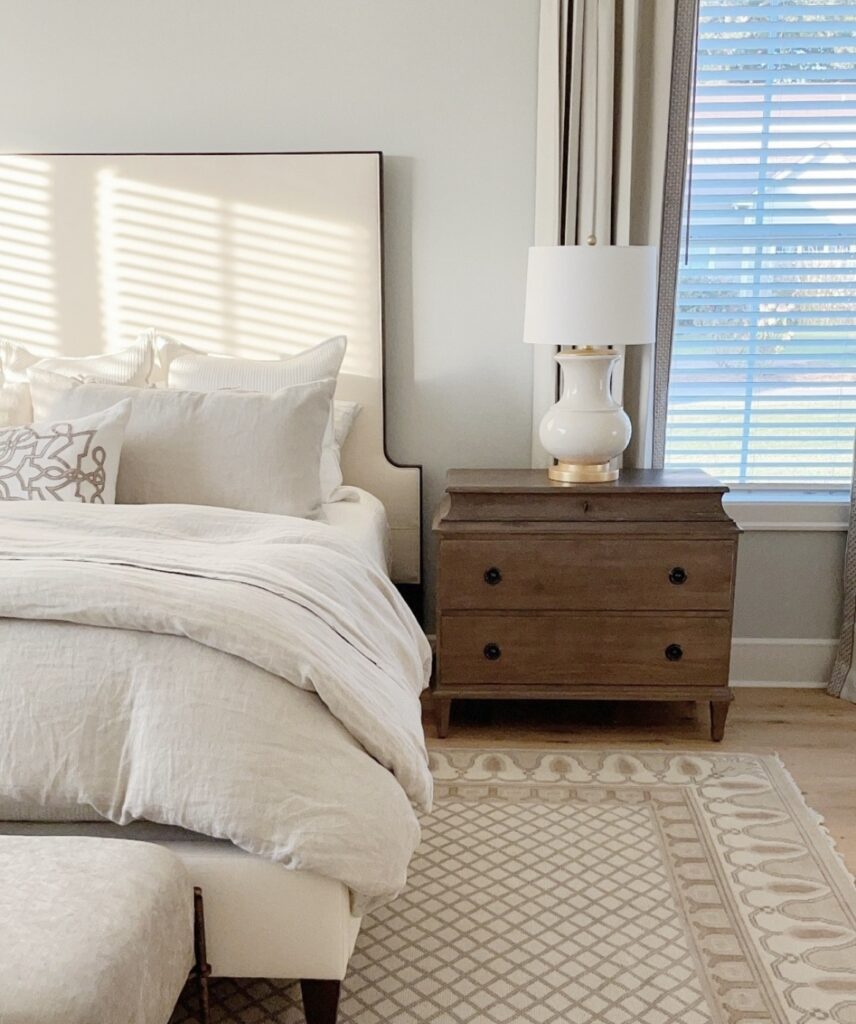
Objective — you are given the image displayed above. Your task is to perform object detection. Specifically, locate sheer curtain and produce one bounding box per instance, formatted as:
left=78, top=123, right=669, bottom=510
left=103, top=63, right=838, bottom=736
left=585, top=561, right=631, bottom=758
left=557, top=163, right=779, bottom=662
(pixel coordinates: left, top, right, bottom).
left=530, top=0, right=698, bottom=470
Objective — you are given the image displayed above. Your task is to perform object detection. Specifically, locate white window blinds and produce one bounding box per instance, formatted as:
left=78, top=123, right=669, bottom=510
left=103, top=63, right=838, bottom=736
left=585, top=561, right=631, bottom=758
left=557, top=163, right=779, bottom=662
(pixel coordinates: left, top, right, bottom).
left=663, top=0, right=856, bottom=488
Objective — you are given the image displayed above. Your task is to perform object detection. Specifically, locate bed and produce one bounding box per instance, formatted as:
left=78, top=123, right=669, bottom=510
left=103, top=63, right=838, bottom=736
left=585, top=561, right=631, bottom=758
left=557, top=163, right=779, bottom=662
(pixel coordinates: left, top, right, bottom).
left=0, top=152, right=426, bottom=1022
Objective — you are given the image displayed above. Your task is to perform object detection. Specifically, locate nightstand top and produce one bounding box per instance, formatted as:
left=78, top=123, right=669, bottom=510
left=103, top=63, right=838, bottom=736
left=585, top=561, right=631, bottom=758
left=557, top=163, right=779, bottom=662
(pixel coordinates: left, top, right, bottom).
left=445, top=467, right=728, bottom=495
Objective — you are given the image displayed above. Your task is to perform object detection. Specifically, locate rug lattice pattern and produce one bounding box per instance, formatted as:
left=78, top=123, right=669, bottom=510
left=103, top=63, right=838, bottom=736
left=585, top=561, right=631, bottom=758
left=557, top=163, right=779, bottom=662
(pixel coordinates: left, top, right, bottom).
left=173, top=749, right=856, bottom=1023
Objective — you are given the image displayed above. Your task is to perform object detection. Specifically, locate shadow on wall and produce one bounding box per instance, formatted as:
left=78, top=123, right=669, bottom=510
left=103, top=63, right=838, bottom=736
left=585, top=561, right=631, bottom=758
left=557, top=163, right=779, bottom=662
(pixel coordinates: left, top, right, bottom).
left=0, top=155, right=376, bottom=379
left=0, top=156, right=59, bottom=355
left=96, top=169, right=374, bottom=375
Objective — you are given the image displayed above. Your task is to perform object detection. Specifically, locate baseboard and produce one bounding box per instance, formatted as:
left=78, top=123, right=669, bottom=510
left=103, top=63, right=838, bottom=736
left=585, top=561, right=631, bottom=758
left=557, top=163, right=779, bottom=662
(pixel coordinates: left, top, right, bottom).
left=730, top=638, right=838, bottom=688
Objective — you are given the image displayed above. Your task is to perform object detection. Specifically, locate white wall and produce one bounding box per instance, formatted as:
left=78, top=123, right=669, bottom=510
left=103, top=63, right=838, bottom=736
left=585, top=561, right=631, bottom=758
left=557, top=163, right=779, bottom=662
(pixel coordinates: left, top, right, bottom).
left=0, top=0, right=540, bottom=615
left=734, top=531, right=845, bottom=640
left=728, top=528, right=845, bottom=686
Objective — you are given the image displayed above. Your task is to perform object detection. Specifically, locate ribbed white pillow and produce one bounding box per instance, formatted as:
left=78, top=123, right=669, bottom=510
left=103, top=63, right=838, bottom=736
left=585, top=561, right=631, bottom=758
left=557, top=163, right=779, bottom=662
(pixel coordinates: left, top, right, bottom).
left=29, top=374, right=335, bottom=519
left=0, top=400, right=131, bottom=503
left=0, top=335, right=156, bottom=424
left=0, top=336, right=155, bottom=386
left=163, top=335, right=350, bottom=501
left=164, top=335, right=346, bottom=392
left=0, top=375, right=32, bottom=429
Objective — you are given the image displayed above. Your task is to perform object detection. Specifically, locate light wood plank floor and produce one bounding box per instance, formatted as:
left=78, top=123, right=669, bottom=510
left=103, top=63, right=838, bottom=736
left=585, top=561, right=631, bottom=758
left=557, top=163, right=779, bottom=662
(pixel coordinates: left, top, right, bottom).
left=423, top=688, right=856, bottom=874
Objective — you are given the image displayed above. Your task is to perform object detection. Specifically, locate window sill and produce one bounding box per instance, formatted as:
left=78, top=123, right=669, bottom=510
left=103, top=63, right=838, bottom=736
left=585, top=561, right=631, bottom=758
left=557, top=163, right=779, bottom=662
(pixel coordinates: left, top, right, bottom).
left=724, top=490, right=850, bottom=532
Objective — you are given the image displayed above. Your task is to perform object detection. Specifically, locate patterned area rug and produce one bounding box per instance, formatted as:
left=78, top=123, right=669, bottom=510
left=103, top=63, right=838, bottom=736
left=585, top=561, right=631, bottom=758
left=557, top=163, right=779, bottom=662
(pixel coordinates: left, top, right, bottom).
left=172, top=749, right=856, bottom=1023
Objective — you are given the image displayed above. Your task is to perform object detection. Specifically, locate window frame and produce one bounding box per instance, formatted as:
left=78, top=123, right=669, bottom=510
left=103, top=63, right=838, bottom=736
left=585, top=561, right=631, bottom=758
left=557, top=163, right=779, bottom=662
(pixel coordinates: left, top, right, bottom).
left=660, top=0, right=856, bottom=495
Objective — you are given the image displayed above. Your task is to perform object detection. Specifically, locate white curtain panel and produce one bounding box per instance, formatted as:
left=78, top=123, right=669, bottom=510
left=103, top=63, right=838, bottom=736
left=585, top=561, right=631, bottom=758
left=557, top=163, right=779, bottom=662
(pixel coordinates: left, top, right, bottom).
left=650, top=0, right=703, bottom=468
left=529, top=0, right=571, bottom=467
left=530, top=0, right=696, bottom=469
left=829, top=440, right=856, bottom=702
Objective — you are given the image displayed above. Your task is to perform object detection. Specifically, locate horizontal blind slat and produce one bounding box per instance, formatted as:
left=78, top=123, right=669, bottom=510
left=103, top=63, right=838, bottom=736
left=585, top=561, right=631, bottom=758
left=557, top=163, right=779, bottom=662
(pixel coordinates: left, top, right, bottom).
left=663, top=0, right=856, bottom=487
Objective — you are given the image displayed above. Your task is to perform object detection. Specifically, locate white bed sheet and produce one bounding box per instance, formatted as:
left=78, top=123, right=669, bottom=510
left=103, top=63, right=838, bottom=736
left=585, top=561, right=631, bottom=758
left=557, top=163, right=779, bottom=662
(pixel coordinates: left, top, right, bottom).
left=322, top=486, right=392, bottom=575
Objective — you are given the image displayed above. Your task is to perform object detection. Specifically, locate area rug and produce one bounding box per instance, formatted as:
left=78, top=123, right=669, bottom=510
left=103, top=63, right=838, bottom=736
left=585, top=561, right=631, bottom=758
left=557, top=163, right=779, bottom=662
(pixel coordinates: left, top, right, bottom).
left=172, top=749, right=856, bottom=1023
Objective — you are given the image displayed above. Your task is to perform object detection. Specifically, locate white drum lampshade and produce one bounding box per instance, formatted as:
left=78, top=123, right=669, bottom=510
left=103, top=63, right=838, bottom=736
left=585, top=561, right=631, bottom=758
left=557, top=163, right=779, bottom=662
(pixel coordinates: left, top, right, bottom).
left=524, top=244, right=658, bottom=483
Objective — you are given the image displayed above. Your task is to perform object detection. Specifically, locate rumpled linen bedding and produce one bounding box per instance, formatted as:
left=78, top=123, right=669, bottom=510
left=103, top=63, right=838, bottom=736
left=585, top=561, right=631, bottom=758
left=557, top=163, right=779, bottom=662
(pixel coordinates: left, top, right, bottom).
left=0, top=503, right=433, bottom=914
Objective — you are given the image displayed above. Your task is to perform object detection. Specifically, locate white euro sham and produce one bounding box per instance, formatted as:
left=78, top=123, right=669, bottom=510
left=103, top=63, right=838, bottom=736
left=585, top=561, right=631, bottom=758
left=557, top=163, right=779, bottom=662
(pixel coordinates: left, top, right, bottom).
left=0, top=376, right=32, bottom=429
left=29, top=373, right=335, bottom=519
left=163, top=335, right=347, bottom=392
left=0, top=334, right=157, bottom=424
left=334, top=399, right=361, bottom=448
left=162, top=335, right=349, bottom=501
left=0, top=335, right=156, bottom=386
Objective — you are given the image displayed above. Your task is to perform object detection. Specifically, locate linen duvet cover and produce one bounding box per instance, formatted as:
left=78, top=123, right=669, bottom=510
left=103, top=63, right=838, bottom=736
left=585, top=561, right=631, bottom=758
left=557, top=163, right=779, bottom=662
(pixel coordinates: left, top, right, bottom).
left=0, top=502, right=433, bottom=913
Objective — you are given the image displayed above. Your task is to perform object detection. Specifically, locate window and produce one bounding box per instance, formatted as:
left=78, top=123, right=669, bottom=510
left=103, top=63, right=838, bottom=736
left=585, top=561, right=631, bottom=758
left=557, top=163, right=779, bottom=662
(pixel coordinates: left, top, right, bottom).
left=663, top=0, right=856, bottom=488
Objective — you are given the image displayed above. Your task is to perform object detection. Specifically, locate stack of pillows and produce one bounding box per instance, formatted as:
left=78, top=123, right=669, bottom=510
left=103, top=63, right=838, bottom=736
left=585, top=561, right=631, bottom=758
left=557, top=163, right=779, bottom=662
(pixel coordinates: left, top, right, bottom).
left=0, top=331, right=360, bottom=515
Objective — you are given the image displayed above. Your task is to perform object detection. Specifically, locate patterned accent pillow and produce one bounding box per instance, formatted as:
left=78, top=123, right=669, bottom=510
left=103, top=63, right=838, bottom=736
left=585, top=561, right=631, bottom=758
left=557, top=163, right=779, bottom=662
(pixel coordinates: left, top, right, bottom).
left=0, top=400, right=132, bottom=503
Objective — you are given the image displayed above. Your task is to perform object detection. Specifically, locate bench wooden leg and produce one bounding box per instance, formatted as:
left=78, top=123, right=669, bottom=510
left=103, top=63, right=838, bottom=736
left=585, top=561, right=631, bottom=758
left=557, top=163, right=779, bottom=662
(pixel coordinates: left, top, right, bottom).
left=300, top=979, right=341, bottom=1024
left=192, top=887, right=211, bottom=1024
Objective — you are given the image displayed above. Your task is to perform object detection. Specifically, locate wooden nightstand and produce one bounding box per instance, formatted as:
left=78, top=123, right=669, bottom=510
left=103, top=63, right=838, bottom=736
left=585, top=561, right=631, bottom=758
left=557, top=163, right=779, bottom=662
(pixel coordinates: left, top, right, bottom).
left=432, top=468, right=740, bottom=740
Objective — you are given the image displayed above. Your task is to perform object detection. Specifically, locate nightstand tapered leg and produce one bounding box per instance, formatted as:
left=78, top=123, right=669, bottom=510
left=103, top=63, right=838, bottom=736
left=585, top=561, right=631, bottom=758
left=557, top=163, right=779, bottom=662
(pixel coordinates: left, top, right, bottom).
left=436, top=699, right=452, bottom=738
left=710, top=700, right=729, bottom=742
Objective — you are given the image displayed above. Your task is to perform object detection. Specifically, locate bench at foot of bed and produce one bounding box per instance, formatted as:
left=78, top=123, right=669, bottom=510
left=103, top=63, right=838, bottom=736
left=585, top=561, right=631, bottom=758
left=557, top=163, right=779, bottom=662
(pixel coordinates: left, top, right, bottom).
left=0, top=821, right=362, bottom=1023
left=0, top=835, right=203, bottom=1024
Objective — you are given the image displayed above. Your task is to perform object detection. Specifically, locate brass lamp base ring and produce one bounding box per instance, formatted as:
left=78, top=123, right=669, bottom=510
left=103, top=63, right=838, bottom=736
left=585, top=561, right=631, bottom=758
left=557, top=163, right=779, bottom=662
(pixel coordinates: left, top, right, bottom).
left=549, top=461, right=618, bottom=484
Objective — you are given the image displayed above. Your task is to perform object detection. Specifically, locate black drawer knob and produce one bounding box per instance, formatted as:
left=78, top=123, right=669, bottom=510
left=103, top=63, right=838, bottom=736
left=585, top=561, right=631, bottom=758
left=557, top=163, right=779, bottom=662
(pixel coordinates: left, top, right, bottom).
left=484, top=566, right=503, bottom=586
left=665, top=643, right=684, bottom=662
left=669, top=566, right=687, bottom=585
left=483, top=643, right=502, bottom=661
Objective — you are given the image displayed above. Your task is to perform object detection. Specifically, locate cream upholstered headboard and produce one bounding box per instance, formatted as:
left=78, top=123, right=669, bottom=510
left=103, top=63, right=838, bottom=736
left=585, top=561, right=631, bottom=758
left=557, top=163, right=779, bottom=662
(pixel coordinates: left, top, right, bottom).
left=0, top=152, right=421, bottom=586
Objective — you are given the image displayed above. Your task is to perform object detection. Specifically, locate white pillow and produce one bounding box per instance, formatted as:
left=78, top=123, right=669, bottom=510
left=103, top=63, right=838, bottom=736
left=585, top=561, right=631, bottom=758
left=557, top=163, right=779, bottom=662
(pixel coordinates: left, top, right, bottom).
left=0, top=376, right=32, bottom=429
left=0, top=400, right=131, bottom=503
left=0, top=335, right=157, bottom=423
left=0, top=336, right=155, bottom=386
left=334, top=400, right=361, bottom=449
left=164, top=335, right=346, bottom=390
left=149, top=330, right=199, bottom=382
left=163, top=335, right=349, bottom=501
left=30, top=373, right=335, bottom=519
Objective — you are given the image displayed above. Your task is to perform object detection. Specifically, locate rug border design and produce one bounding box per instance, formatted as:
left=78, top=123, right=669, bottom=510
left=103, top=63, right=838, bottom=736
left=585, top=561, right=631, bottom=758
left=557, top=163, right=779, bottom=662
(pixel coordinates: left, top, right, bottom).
left=174, top=749, right=856, bottom=1024
left=428, top=748, right=856, bottom=1023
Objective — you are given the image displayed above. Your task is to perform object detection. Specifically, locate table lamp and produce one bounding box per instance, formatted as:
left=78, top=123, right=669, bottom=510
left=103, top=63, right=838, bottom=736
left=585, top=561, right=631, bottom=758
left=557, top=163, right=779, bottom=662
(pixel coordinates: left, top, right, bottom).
left=523, top=243, right=657, bottom=483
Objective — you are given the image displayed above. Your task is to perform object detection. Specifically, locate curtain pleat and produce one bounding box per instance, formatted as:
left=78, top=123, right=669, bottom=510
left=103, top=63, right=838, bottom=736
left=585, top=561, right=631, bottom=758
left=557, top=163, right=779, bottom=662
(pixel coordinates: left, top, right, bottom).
left=531, top=0, right=699, bottom=470
left=530, top=0, right=569, bottom=467
left=650, top=0, right=701, bottom=469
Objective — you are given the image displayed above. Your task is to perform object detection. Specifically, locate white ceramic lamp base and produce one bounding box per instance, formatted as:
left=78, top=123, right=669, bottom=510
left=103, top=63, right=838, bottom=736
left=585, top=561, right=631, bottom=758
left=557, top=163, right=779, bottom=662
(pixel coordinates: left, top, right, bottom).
left=539, top=349, right=631, bottom=483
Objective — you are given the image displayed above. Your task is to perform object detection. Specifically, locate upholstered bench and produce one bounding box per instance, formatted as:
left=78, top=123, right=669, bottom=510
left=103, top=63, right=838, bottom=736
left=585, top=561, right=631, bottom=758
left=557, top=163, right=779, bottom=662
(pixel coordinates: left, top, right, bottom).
left=0, top=836, right=205, bottom=1024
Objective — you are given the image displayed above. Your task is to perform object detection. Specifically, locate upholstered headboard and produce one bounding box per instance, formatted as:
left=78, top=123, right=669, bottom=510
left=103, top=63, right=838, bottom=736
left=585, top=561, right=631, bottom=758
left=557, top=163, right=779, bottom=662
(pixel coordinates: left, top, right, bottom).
left=0, top=151, right=421, bottom=585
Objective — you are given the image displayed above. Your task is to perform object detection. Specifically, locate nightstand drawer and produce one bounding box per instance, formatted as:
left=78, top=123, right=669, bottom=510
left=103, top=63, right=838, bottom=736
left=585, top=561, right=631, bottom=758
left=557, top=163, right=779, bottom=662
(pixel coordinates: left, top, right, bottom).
left=438, top=613, right=732, bottom=687
left=438, top=539, right=734, bottom=611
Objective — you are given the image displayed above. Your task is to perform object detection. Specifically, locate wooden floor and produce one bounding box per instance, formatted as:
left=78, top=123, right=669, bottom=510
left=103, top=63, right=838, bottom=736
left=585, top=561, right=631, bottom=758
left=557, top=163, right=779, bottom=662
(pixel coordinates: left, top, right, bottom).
left=423, top=688, right=856, bottom=873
